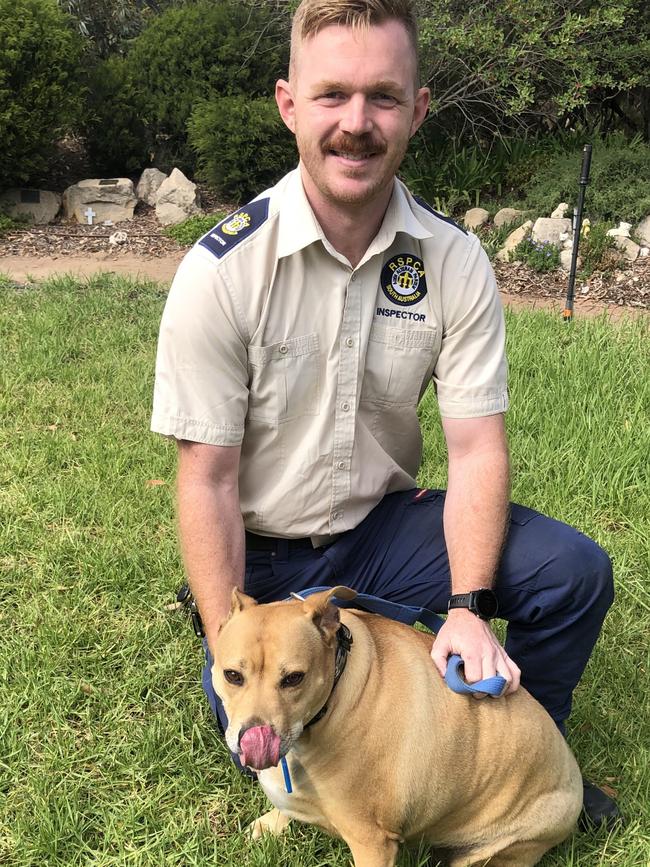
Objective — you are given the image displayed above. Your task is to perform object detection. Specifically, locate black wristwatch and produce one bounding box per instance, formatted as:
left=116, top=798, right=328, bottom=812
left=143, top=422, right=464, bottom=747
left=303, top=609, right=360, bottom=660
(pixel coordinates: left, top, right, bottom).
left=448, top=588, right=499, bottom=621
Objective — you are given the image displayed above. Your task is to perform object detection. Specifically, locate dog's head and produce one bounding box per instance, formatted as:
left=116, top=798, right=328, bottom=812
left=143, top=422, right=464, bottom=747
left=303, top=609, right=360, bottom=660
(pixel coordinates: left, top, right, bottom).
left=212, top=585, right=357, bottom=771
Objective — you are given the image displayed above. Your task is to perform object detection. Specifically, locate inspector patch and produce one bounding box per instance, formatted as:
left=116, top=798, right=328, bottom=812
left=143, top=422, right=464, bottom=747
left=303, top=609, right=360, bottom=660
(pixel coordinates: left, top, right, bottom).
left=380, top=254, right=427, bottom=307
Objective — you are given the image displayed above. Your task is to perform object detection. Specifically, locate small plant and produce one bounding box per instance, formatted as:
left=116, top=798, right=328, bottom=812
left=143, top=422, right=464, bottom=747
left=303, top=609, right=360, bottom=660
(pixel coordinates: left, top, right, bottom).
left=476, top=220, right=526, bottom=261
left=578, top=223, right=621, bottom=277
left=510, top=238, right=560, bottom=272
left=164, top=211, right=229, bottom=246
left=0, top=213, right=29, bottom=234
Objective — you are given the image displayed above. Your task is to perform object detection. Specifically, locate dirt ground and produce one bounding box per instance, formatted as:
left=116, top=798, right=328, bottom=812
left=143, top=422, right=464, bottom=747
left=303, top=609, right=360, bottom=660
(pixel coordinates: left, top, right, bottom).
left=1, top=209, right=648, bottom=318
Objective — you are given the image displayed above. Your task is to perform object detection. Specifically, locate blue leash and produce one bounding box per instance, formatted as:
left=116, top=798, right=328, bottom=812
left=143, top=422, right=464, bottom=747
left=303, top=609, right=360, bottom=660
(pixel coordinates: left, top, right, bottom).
left=296, top=586, right=508, bottom=698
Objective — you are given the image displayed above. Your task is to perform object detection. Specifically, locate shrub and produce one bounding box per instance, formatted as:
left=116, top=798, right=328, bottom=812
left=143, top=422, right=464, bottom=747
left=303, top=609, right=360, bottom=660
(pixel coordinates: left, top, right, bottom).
left=82, top=55, right=150, bottom=175
left=188, top=96, right=296, bottom=202
left=578, top=223, right=621, bottom=277
left=0, top=0, right=84, bottom=187
left=164, top=211, right=229, bottom=246
left=524, top=134, right=650, bottom=224
left=124, top=0, right=289, bottom=174
left=510, top=238, right=561, bottom=272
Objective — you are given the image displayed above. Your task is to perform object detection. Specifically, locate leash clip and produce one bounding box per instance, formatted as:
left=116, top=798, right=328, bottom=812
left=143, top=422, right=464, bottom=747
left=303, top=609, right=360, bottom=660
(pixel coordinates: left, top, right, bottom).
left=176, top=584, right=205, bottom=638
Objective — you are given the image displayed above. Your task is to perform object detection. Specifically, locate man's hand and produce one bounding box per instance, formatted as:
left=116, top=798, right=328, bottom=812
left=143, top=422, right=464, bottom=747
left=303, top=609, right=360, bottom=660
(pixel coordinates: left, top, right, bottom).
left=431, top=609, right=521, bottom=696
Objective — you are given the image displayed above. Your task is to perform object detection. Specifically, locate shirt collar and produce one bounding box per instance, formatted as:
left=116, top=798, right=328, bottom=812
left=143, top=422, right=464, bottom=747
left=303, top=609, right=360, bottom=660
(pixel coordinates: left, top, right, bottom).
left=276, top=169, right=434, bottom=261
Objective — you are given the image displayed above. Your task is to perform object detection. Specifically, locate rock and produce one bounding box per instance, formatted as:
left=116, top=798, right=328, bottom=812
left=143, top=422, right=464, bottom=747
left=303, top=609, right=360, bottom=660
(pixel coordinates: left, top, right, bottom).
left=560, top=249, right=581, bottom=270
left=532, top=218, right=572, bottom=248
left=493, top=207, right=524, bottom=228
left=615, top=237, right=640, bottom=261
left=136, top=168, right=167, bottom=206
left=155, top=168, right=201, bottom=226
left=63, top=178, right=137, bottom=223
left=606, top=221, right=632, bottom=238
left=640, top=247, right=649, bottom=258
left=495, top=220, right=533, bottom=262
left=550, top=203, right=569, bottom=219
left=463, top=207, right=490, bottom=230
left=0, top=188, right=61, bottom=224
left=635, top=216, right=650, bottom=245
left=562, top=239, right=573, bottom=250
left=109, top=230, right=128, bottom=246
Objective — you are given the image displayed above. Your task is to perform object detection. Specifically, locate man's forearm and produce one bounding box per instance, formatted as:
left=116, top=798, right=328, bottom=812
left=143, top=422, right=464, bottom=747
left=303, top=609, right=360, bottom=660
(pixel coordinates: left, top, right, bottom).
left=443, top=439, right=510, bottom=594
left=177, top=470, right=245, bottom=654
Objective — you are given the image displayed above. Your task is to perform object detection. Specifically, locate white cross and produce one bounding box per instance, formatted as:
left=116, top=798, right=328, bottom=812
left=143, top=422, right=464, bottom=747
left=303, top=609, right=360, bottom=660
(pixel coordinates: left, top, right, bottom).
left=84, top=207, right=96, bottom=225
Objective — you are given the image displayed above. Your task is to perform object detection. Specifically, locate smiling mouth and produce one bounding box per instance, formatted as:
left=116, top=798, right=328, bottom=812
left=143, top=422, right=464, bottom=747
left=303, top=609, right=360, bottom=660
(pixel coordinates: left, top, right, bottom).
left=330, top=150, right=375, bottom=161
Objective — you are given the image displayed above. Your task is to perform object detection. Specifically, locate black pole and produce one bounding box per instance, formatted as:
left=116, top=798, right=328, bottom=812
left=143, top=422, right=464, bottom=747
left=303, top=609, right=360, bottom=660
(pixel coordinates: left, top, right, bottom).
left=563, top=144, right=592, bottom=321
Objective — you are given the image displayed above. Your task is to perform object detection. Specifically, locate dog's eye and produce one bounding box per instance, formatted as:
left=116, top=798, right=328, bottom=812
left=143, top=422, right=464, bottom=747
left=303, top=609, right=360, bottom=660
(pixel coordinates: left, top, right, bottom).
left=224, top=669, right=244, bottom=686
left=280, top=671, right=305, bottom=688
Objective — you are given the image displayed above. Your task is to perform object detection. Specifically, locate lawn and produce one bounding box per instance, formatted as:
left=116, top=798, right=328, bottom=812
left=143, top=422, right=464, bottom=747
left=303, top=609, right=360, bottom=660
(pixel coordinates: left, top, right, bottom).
left=0, top=274, right=648, bottom=866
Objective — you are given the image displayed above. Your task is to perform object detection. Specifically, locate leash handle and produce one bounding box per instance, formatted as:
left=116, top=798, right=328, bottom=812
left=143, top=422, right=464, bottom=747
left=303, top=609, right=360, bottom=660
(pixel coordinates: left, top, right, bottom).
left=296, top=586, right=507, bottom=698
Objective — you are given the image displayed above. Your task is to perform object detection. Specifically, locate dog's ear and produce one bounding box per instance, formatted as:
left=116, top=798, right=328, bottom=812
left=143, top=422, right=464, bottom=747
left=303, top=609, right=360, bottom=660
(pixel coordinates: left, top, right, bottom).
left=302, top=586, right=357, bottom=642
left=228, top=587, right=257, bottom=618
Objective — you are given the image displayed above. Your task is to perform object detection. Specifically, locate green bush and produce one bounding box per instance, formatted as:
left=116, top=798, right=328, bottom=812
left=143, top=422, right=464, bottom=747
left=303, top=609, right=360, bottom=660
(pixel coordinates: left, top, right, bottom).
left=188, top=96, right=296, bottom=202
left=510, top=238, right=561, bottom=272
left=82, top=55, right=150, bottom=175
left=164, top=211, right=229, bottom=246
left=123, top=0, right=289, bottom=174
left=579, top=222, right=621, bottom=277
left=524, top=134, right=650, bottom=224
left=0, top=0, right=84, bottom=187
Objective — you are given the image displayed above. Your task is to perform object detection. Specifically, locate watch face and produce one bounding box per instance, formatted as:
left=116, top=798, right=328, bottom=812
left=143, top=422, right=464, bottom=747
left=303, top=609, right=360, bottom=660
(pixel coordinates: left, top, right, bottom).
left=475, top=589, right=499, bottom=619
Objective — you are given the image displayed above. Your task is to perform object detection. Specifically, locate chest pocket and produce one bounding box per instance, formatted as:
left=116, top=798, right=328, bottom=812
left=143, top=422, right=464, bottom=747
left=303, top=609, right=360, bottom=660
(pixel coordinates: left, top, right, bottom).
left=248, top=333, right=320, bottom=423
left=360, top=323, right=437, bottom=407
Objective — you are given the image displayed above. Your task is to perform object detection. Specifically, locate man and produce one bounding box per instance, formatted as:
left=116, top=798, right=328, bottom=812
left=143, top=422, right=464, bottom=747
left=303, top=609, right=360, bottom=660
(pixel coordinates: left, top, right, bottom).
left=152, top=0, right=619, bottom=828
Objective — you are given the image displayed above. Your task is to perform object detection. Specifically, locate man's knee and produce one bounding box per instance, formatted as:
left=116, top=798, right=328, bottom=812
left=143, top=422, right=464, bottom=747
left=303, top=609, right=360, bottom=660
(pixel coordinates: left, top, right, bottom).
left=547, top=531, right=614, bottom=617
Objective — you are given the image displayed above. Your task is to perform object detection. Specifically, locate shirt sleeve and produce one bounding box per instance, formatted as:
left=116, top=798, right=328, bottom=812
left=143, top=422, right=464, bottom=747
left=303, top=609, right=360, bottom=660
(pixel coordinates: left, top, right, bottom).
left=151, top=249, right=250, bottom=445
left=433, top=234, right=509, bottom=418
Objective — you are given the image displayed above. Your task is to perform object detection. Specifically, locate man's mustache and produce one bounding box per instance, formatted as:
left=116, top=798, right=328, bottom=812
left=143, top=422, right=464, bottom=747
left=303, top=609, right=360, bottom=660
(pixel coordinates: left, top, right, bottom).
left=323, top=133, right=386, bottom=156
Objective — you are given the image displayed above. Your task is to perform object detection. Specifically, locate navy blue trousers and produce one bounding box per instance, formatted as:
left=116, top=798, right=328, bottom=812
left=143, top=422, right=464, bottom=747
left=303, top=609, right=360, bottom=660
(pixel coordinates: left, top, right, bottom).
left=202, top=488, right=613, bottom=742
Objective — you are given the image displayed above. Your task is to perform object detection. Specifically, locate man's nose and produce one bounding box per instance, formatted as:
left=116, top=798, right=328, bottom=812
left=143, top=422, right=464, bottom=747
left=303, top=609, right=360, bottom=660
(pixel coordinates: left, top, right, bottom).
left=339, top=94, right=373, bottom=135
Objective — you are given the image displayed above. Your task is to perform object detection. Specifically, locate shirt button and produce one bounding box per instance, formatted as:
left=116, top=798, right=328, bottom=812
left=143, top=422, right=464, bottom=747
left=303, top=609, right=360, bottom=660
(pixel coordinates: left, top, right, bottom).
left=332, top=510, right=342, bottom=520
left=337, top=460, right=346, bottom=470
left=341, top=401, right=350, bottom=412
left=350, top=273, right=357, bottom=282
left=279, top=344, right=288, bottom=354
left=345, top=337, right=354, bottom=348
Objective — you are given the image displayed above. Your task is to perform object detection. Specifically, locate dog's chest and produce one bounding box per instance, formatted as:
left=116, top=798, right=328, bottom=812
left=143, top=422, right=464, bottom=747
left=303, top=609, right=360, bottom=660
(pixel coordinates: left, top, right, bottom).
left=258, top=758, right=330, bottom=828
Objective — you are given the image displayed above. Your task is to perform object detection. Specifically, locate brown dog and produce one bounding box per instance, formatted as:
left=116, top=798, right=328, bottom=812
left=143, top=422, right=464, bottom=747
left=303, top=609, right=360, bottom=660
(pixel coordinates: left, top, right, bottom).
left=212, top=586, right=582, bottom=866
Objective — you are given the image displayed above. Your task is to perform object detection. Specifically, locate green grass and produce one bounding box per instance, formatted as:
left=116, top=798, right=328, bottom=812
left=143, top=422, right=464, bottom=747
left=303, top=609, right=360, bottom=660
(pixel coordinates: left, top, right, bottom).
left=163, top=212, right=229, bottom=246
left=0, top=274, right=648, bottom=866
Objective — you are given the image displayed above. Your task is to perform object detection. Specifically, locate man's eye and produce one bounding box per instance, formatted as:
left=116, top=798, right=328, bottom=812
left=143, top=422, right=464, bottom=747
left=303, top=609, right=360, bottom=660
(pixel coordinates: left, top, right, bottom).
left=280, top=671, right=305, bottom=688
left=224, top=669, right=244, bottom=686
left=373, top=93, right=397, bottom=105
left=319, top=91, right=345, bottom=102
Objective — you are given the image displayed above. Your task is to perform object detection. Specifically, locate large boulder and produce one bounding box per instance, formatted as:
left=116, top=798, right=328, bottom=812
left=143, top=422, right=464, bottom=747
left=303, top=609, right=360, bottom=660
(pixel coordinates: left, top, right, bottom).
left=136, top=168, right=167, bottom=206
left=493, top=207, right=524, bottom=228
left=615, top=237, right=640, bottom=261
left=155, top=168, right=201, bottom=226
left=532, top=218, right=572, bottom=248
left=463, top=207, right=489, bottom=230
left=63, top=178, right=137, bottom=223
left=495, top=220, right=533, bottom=262
left=636, top=216, right=650, bottom=246
left=0, top=188, right=61, bottom=224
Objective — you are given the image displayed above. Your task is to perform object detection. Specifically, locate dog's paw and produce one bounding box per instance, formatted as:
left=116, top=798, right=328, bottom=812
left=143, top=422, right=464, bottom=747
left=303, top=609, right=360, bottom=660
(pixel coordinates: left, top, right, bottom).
left=248, top=808, right=291, bottom=839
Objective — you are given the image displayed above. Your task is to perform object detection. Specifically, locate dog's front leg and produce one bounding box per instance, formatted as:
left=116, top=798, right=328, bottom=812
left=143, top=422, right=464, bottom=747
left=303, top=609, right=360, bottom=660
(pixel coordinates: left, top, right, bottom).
left=248, top=807, right=291, bottom=839
left=346, top=832, right=400, bottom=867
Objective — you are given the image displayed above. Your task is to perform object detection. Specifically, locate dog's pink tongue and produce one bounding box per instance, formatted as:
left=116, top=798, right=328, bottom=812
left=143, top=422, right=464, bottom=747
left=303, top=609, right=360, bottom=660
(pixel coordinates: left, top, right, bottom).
left=240, top=726, right=281, bottom=770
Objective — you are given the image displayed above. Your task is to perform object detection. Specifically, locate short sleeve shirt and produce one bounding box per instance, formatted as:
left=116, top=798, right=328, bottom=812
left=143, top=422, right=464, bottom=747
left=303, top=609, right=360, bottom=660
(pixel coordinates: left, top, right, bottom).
left=151, top=168, right=508, bottom=539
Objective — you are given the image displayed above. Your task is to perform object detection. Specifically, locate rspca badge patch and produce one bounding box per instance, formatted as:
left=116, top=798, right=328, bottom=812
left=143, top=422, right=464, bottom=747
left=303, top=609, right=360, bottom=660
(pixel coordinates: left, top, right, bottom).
left=198, top=198, right=269, bottom=259
left=380, top=254, right=427, bottom=307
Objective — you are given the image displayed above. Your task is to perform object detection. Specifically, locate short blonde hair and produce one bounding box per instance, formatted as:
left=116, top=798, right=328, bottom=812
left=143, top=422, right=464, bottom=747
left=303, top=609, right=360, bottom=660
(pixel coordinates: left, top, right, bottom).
left=290, top=0, right=420, bottom=81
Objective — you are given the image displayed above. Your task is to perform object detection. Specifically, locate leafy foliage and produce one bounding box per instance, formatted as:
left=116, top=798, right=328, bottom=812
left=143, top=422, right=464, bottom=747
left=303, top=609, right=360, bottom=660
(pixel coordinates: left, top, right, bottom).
left=511, top=238, right=561, bottom=272
left=0, top=0, right=84, bottom=187
left=188, top=96, right=296, bottom=202
left=579, top=222, right=621, bottom=276
left=123, top=0, right=289, bottom=173
left=163, top=211, right=229, bottom=246
left=524, top=133, right=650, bottom=222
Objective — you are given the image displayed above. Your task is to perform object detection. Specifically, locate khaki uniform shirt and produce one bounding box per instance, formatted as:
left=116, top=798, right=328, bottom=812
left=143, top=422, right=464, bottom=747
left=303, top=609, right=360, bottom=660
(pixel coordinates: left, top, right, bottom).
left=151, top=168, right=508, bottom=540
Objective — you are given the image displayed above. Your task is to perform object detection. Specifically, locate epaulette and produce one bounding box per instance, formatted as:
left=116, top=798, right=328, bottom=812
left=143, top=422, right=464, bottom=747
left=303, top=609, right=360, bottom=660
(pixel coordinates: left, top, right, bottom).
left=198, top=197, right=270, bottom=259
left=413, top=195, right=468, bottom=236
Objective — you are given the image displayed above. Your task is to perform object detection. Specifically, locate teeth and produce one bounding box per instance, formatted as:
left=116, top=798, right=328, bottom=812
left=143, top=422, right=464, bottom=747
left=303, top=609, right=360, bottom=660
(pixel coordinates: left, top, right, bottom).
left=336, top=152, right=369, bottom=161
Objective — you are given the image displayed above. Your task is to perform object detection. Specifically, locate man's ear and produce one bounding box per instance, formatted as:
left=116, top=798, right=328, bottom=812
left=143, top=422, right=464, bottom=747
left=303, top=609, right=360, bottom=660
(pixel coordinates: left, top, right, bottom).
left=410, top=86, right=430, bottom=137
left=301, top=586, right=357, bottom=642
left=275, top=78, right=297, bottom=134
